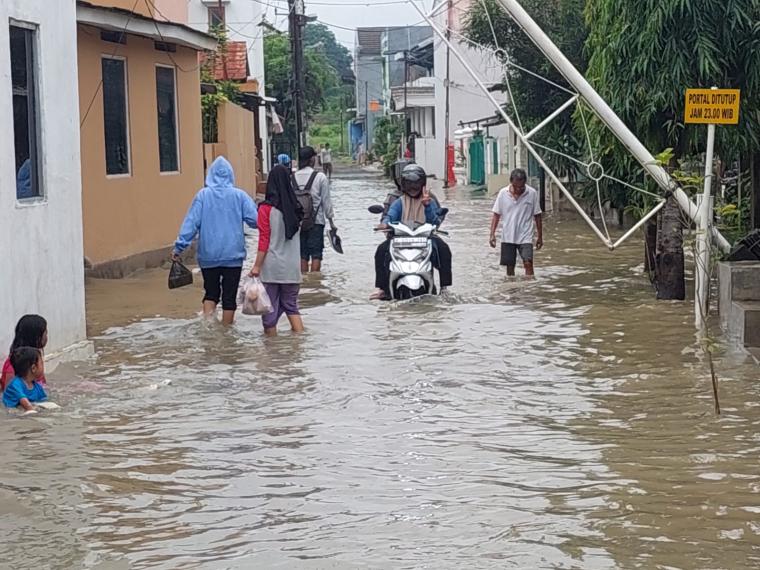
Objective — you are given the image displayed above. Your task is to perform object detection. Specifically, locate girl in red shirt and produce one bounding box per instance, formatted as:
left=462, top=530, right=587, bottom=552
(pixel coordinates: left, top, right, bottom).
left=1, top=314, right=47, bottom=391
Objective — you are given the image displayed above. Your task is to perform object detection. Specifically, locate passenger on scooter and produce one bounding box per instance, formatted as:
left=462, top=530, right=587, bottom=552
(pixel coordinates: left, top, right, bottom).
left=370, top=164, right=453, bottom=300
left=380, top=160, right=440, bottom=221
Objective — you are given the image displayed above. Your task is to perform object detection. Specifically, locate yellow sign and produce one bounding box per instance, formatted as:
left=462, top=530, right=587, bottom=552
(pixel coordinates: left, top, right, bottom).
left=685, top=89, right=741, bottom=124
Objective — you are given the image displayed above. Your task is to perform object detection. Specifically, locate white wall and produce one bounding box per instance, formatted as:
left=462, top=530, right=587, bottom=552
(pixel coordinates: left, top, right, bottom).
left=188, top=0, right=269, bottom=169
left=428, top=6, right=508, bottom=180
left=0, top=0, right=87, bottom=356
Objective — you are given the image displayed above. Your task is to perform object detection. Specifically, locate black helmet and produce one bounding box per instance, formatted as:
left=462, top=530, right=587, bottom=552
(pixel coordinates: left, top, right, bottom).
left=400, top=164, right=427, bottom=196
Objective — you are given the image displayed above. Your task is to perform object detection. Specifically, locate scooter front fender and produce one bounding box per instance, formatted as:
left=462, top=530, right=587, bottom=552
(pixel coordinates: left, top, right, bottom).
left=397, top=275, right=425, bottom=291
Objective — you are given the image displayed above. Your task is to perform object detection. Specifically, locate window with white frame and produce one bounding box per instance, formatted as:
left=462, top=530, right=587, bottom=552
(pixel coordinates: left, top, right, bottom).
left=9, top=24, right=41, bottom=199
left=102, top=56, right=131, bottom=176
left=155, top=66, right=179, bottom=173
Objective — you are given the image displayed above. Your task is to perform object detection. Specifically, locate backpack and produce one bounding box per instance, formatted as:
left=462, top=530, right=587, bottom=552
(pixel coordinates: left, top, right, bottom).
left=294, top=171, right=320, bottom=232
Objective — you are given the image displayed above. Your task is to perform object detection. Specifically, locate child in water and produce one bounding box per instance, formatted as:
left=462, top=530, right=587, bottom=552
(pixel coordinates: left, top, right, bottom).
left=3, top=347, right=47, bottom=412
left=1, top=315, right=47, bottom=391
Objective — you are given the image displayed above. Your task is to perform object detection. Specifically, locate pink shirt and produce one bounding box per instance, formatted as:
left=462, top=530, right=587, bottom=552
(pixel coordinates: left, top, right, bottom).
left=1, top=357, right=46, bottom=391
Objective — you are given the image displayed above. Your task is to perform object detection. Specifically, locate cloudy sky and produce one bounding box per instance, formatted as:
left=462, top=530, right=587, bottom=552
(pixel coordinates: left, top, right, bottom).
left=260, top=0, right=437, bottom=49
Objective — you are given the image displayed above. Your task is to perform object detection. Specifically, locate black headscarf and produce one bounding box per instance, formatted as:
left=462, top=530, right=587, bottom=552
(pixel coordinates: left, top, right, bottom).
left=264, top=164, right=302, bottom=240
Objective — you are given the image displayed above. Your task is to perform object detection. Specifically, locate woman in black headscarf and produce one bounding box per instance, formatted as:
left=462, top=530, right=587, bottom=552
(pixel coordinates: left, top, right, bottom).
left=250, top=165, right=305, bottom=335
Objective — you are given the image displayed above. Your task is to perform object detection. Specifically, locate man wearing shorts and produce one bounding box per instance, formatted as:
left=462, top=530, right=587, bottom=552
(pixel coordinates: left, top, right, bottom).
left=320, top=144, right=333, bottom=180
left=489, top=168, right=543, bottom=276
left=294, top=146, right=336, bottom=273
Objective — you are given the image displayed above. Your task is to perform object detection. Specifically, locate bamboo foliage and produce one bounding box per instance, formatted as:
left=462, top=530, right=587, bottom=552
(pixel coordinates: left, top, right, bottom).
left=585, top=0, right=760, bottom=167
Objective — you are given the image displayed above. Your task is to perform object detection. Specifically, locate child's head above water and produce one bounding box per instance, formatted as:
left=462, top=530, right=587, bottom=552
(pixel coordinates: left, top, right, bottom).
left=11, top=315, right=48, bottom=353
left=9, top=347, right=43, bottom=381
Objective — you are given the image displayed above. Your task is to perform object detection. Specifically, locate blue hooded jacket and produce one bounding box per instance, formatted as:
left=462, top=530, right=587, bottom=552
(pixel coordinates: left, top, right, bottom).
left=173, top=157, right=258, bottom=268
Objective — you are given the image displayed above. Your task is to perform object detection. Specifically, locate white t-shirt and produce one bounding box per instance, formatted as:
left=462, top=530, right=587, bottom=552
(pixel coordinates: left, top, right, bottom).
left=321, top=149, right=332, bottom=164
left=492, top=185, right=542, bottom=244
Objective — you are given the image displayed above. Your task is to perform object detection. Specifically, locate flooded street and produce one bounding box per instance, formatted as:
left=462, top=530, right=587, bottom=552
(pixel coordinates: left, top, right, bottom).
left=2, top=168, right=760, bottom=569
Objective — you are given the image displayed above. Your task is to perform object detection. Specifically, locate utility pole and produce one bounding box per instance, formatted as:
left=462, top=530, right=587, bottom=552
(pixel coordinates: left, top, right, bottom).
left=365, top=81, right=370, bottom=155
left=403, top=49, right=409, bottom=153
left=339, top=99, right=344, bottom=154
left=218, top=0, right=228, bottom=81
left=288, top=0, right=307, bottom=151
left=442, top=0, right=452, bottom=188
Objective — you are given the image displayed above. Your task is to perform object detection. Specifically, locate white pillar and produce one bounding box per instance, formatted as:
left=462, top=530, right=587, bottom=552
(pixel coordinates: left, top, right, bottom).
left=696, top=120, right=716, bottom=330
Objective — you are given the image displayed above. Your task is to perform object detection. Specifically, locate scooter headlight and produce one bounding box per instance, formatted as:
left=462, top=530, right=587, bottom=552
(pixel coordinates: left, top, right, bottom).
left=403, top=248, right=430, bottom=262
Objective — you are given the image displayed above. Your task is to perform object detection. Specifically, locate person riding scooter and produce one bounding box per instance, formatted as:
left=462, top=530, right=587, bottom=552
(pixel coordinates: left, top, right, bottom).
left=370, top=164, right=453, bottom=300
left=379, top=160, right=440, bottom=221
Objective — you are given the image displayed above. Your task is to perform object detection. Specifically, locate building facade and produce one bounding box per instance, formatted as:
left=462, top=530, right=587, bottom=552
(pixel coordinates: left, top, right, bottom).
left=1, top=0, right=89, bottom=359
left=187, top=0, right=269, bottom=171
left=354, top=27, right=385, bottom=158
left=77, top=0, right=216, bottom=276
left=419, top=1, right=510, bottom=181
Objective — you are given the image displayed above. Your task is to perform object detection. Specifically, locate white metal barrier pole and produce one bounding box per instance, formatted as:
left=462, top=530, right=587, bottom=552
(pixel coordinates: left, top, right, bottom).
left=409, top=1, right=612, bottom=247
left=496, top=0, right=730, bottom=254
left=696, top=118, right=717, bottom=330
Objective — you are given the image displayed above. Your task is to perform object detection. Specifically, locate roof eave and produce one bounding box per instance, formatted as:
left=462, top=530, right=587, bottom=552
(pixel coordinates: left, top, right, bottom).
left=76, top=2, right=218, bottom=52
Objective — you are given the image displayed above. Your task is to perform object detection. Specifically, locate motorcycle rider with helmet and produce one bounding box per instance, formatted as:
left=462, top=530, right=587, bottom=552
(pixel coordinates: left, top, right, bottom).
left=370, top=164, right=453, bottom=300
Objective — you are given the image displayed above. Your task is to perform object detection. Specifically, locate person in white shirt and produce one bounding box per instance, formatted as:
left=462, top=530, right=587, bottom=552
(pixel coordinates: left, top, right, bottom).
left=489, top=168, right=543, bottom=276
left=320, top=144, right=333, bottom=180
left=294, top=146, right=336, bottom=273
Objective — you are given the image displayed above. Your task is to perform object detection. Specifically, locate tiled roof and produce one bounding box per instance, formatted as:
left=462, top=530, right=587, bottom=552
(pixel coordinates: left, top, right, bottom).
left=202, top=40, right=249, bottom=81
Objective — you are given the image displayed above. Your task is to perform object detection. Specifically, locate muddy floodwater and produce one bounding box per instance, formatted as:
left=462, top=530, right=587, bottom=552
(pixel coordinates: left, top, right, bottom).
left=2, top=169, right=759, bottom=569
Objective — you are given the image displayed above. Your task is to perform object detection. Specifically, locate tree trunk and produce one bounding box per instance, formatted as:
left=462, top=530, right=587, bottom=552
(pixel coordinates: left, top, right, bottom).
left=751, top=151, right=760, bottom=230
left=644, top=220, right=658, bottom=283
left=655, top=196, right=686, bottom=300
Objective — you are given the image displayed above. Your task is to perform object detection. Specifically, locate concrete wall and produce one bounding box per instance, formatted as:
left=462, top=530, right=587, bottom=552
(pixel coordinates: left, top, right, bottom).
left=427, top=2, right=508, bottom=180
left=0, top=0, right=88, bottom=355
left=154, top=0, right=188, bottom=23
left=78, top=26, right=205, bottom=270
left=88, top=0, right=154, bottom=17
left=205, top=101, right=257, bottom=196
left=187, top=0, right=269, bottom=170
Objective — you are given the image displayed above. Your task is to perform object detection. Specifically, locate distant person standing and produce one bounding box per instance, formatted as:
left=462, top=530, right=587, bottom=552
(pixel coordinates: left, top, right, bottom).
left=321, top=143, right=333, bottom=180
left=489, top=168, right=543, bottom=277
left=294, top=146, right=336, bottom=273
left=173, top=156, right=258, bottom=325
left=277, top=153, right=291, bottom=169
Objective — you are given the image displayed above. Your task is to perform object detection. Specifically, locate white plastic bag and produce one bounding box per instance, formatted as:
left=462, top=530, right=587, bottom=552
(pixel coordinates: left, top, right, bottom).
left=237, top=276, right=250, bottom=306
left=241, top=277, right=273, bottom=316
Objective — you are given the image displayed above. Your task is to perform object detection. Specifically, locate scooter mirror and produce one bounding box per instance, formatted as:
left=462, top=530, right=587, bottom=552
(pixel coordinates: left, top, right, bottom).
left=368, top=205, right=384, bottom=214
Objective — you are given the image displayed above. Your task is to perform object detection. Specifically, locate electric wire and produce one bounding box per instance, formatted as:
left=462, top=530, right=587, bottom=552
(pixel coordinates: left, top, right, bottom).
left=80, top=0, right=143, bottom=129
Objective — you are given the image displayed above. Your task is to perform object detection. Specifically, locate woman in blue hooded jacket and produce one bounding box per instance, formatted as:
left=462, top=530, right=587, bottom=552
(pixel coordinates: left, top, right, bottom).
left=172, top=157, right=258, bottom=325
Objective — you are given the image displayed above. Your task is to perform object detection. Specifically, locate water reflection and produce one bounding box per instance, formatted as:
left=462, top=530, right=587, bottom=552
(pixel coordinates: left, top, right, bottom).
left=0, top=169, right=757, bottom=568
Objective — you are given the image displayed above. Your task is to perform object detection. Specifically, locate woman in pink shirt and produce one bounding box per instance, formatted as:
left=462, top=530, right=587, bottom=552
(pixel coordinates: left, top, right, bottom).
left=1, top=315, right=47, bottom=391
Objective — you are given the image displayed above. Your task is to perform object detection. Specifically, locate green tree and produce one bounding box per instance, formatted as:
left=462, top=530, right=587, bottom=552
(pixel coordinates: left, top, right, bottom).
left=304, top=23, right=354, bottom=85
left=463, top=0, right=587, bottom=181
left=584, top=0, right=760, bottom=212
left=264, top=31, right=338, bottom=119
left=264, top=29, right=341, bottom=149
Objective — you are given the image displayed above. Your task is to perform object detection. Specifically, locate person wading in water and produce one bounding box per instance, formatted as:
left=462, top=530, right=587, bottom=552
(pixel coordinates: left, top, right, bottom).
left=489, top=168, right=543, bottom=277
left=250, top=165, right=305, bottom=336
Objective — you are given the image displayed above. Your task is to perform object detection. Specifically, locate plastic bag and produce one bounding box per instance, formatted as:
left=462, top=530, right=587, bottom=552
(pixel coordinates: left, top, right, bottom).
left=168, top=260, right=193, bottom=289
left=241, top=277, right=273, bottom=316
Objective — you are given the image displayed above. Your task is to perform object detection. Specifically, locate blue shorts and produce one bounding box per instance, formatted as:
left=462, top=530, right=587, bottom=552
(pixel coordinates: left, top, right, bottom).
left=300, top=224, right=325, bottom=261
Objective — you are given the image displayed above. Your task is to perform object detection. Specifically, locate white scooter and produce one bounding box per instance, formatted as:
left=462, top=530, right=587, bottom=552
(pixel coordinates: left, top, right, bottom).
left=369, top=205, right=448, bottom=300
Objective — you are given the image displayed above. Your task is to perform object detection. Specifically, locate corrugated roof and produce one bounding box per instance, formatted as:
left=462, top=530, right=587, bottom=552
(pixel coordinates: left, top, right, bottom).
left=356, top=27, right=384, bottom=55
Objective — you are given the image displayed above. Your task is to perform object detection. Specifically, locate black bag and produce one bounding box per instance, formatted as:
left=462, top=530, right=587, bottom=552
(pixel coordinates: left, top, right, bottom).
left=294, top=171, right=320, bottom=232
left=168, top=260, right=193, bottom=289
